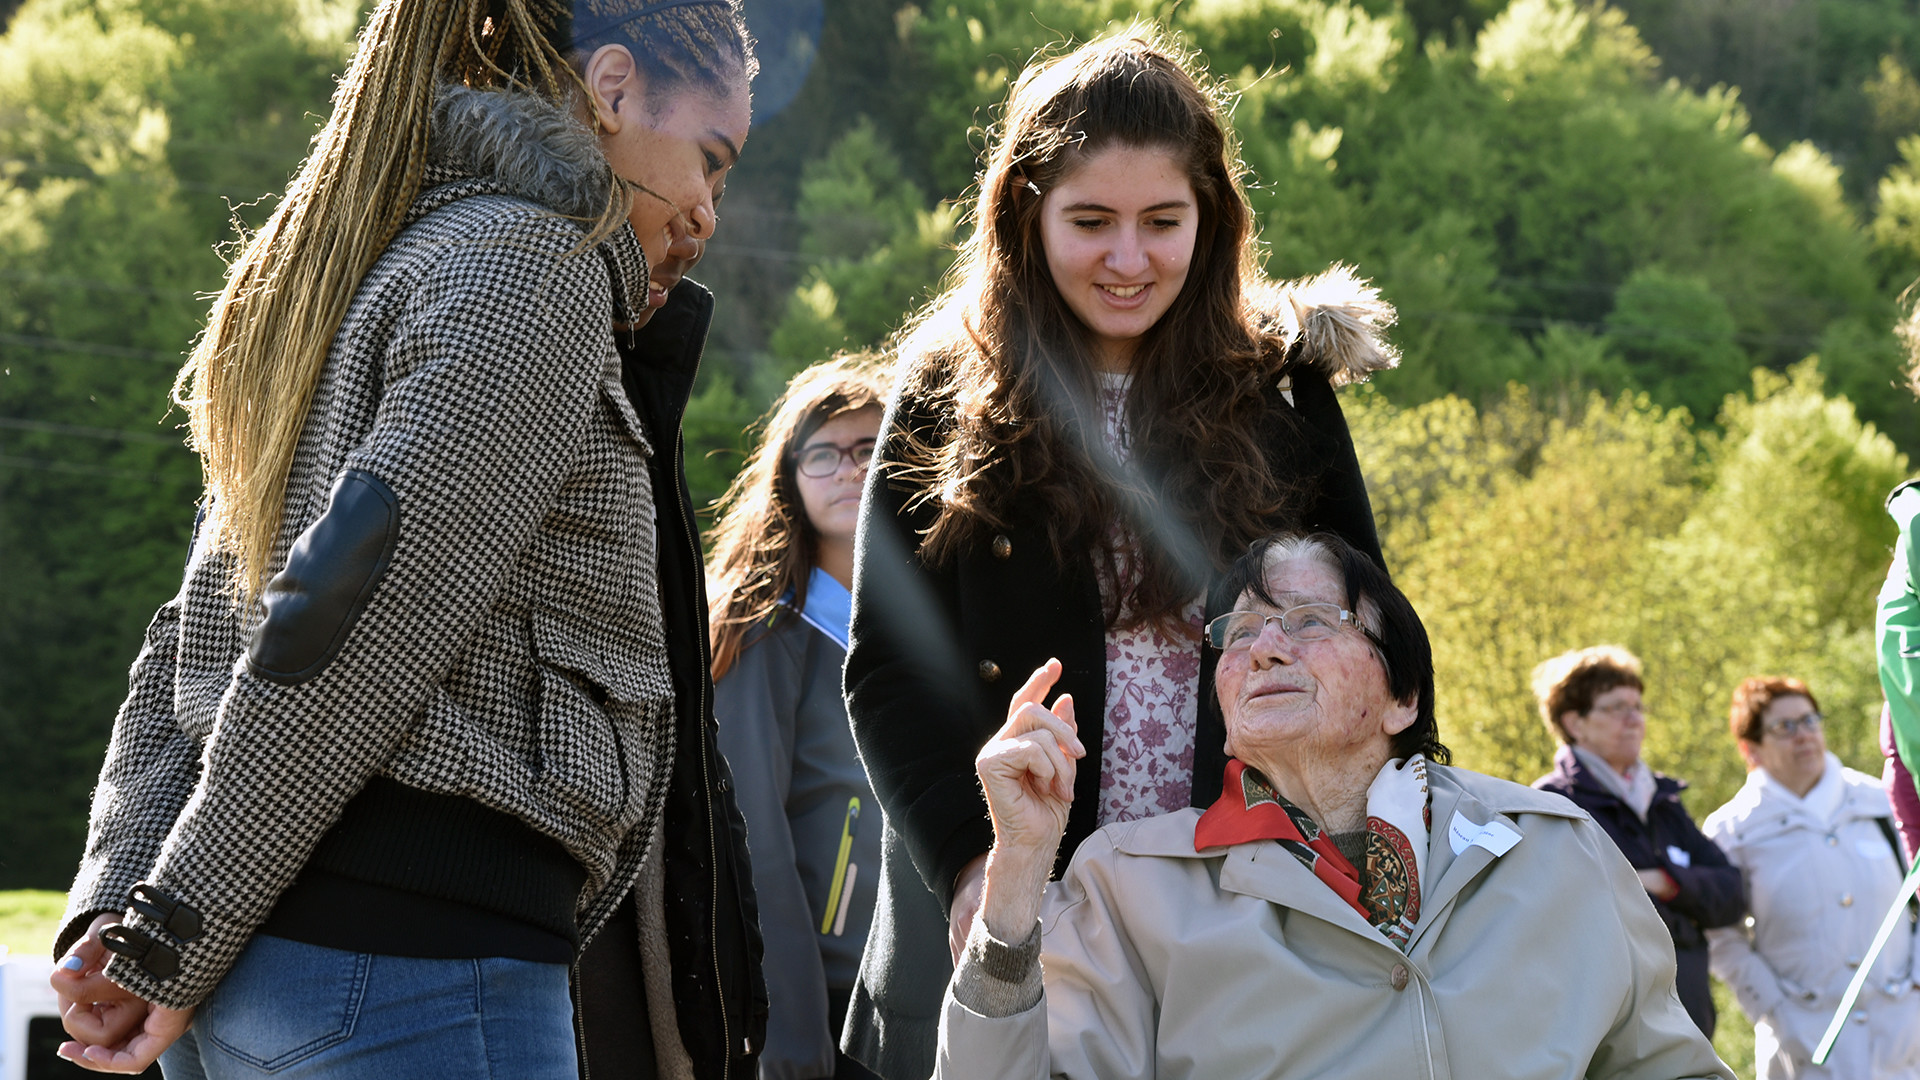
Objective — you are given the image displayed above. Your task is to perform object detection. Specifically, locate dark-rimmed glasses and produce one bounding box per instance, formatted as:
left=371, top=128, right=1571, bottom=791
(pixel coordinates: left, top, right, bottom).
left=1762, top=712, right=1822, bottom=739
left=793, top=439, right=876, bottom=478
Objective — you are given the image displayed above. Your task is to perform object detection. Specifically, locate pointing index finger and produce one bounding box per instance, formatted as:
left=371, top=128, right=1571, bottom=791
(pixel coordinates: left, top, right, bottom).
left=1006, top=659, right=1063, bottom=717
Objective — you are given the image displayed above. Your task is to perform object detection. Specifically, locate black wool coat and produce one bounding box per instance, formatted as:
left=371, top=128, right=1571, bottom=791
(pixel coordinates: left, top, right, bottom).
left=597, top=279, right=770, bottom=1080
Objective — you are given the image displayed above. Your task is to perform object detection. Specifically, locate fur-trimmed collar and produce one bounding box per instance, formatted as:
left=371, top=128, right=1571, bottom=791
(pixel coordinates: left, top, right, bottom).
left=424, top=83, right=613, bottom=220
left=1259, top=265, right=1400, bottom=387
left=414, top=83, right=647, bottom=325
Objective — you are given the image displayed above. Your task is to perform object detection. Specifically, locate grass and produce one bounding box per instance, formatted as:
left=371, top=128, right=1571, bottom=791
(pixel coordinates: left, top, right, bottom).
left=0, top=890, right=67, bottom=957
left=1712, top=977, right=1756, bottom=1079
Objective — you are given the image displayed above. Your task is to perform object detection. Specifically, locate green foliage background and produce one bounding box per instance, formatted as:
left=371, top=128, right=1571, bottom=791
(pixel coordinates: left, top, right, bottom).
left=0, top=0, right=362, bottom=887
left=3, top=3, right=1917, bottom=1062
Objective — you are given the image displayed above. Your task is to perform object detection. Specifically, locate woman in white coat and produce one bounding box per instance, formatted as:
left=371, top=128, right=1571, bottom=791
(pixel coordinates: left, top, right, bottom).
left=1705, top=676, right=1920, bottom=1080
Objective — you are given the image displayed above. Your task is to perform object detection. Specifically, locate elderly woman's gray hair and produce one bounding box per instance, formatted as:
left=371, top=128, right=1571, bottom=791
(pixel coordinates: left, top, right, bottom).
left=1204, top=530, right=1449, bottom=764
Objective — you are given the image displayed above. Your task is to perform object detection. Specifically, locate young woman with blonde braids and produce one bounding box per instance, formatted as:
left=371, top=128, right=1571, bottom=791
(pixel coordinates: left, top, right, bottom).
left=705, top=354, right=891, bottom=1080
left=843, top=28, right=1397, bottom=1077
left=47, top=0, right=765, bottom=1075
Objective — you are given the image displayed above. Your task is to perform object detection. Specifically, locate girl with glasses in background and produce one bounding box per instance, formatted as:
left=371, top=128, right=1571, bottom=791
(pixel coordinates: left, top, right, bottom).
left=708, top=354, right=892, bottom=1080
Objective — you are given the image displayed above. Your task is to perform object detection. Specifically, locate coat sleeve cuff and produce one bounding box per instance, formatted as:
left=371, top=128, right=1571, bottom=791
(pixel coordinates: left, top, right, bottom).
left=51, top=908, right=117, bottom=960
left=951, top=918, right=1043, bottom=1019
left=98, top=889, right=240, bottom=1010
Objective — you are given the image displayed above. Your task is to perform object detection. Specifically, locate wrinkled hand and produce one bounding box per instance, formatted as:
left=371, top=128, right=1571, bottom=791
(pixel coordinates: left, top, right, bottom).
left=948, top=855, right=988, bottom=964
left=973, top=660, right=1084, bottom=940
left=51, top=913, right=194, bottom=1073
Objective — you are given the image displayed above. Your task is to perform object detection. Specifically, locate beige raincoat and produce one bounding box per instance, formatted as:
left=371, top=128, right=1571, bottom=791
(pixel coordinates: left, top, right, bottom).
left=937, top=765, right=1731, bottom=1080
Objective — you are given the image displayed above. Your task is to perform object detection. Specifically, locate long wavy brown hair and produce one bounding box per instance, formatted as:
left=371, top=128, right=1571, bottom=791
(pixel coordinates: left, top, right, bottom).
left=894, top=25, right=1304, bottom=631
left=173, top=0, right=753, bottom=602
left=707, top=353, right=893, bottom=680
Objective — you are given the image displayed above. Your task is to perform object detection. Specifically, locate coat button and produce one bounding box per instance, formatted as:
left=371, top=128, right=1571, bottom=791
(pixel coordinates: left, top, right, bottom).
left=991, top=534, right=1012, bottom=560
left=1389, top=964, right=1410, bottom=991
left=1847, top=955, right=1863, bottom=968
left=1854, top=1010, right=1870, bottom=1024
left=978, top=660, right=1003, bottom=683
left=1840, top=894, right=1854, bottom=907
left=1826, top=834, right=1840, bottom=847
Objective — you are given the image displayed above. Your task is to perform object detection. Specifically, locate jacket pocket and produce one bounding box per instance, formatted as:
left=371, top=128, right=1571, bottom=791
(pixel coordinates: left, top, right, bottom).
left=529, top=610, right=647, bottom=830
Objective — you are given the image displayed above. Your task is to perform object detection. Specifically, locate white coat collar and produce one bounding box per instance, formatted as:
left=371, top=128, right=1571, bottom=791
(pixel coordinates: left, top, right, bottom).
left=1754, top=751, right=1845, bottom=823
left=1711, top=757, right=1893, bottom=842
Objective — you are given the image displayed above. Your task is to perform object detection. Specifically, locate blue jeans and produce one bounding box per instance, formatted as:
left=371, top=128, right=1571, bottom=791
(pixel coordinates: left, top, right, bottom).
left=160, top=936, right=577, bottom=1079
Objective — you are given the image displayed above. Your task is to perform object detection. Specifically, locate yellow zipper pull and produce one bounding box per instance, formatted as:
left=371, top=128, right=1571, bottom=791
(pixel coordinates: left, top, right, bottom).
left=821, top=797, right=861, bottom=935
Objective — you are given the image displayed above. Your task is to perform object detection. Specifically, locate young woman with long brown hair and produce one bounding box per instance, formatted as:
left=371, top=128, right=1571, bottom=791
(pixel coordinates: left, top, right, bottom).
left=47, top=0, right=766, bottom=1075
left=705, top=354, right=891, bottom=1080
left=841, top=27, right=1398, bottom=1078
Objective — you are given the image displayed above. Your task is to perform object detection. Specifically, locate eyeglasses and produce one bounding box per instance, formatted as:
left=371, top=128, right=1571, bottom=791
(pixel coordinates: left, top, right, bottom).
left=793, top=440, right=876, bottom=478
left=1588, top=699, right=1645, bottom=720
left=1204, top=604, right=1375, bottom=651
left=1762, top=712, right=1823, bottom=739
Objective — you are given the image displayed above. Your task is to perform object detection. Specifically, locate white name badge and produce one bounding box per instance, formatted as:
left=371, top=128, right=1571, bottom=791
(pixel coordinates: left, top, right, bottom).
left=1448, top=812, right=1522, bottom=858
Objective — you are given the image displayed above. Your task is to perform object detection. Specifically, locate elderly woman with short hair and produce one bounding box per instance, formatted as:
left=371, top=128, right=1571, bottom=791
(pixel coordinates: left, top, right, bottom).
left=1703, top=676, right=1920, bottom=1080
left=936, top=532, right=1731, bottom=1079
left=1532, top=646, right=1745, bottom=1037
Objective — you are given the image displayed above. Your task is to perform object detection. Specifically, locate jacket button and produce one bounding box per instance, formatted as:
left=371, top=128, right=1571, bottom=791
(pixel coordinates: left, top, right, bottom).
left=978, top=660, right=1002, bottom=683
left=1826, top=834, right=1839, bottom=847
left=1840, top=894, right=1854, bottom=907
left=991, top=534, right=1012, bottom=560
left=1389, top=964, right=1409, bottom=991
left=1854, top=1010, right=1870, bottom=1024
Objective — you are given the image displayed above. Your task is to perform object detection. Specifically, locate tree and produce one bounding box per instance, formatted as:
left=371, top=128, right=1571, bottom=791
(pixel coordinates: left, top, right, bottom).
left=752, top=0, right=1912, bottom=450
left=0, top=0, right=355, bottom=887
left=764, top=120, right=960, bottom=372
left=1347, top=363, right=1906, bottom=815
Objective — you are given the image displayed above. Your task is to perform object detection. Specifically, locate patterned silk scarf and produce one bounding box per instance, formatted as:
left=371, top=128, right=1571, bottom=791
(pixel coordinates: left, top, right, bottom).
left=1195, top=756, right=1431, bottom=950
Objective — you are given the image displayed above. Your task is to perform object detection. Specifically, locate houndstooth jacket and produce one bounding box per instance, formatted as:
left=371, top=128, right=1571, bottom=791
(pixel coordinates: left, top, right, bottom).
left=59, top=85, right=680, bottom=1010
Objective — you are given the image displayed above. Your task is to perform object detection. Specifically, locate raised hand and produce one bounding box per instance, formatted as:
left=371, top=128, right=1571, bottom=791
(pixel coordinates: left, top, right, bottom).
left=974, top=659, right=1084, bottom=940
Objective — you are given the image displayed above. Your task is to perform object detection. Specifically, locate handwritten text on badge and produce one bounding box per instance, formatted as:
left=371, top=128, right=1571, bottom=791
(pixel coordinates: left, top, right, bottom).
left=1448, top=813, right=1521, bottom=858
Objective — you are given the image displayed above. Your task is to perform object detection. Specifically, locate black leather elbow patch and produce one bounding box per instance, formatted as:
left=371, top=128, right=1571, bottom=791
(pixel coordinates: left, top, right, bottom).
left=247, top=469, right=400, bottom=685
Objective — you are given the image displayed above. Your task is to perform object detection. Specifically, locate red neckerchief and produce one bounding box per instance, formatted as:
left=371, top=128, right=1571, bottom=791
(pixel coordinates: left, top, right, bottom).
left=1195, top=758, right=1367, bottom=919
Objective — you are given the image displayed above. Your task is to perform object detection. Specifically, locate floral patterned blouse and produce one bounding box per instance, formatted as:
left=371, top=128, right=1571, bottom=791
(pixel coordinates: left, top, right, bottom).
left=1095, top=373, right=1204, bottom=825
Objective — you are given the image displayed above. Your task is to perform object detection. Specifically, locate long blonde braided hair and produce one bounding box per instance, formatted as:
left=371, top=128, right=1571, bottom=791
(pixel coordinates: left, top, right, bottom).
left=174, top=0, right=751, bottom=602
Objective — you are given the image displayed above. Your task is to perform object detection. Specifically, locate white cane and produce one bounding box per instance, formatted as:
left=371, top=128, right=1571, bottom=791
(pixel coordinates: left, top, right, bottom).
left=1812, top=858, right=1920, bottom=1065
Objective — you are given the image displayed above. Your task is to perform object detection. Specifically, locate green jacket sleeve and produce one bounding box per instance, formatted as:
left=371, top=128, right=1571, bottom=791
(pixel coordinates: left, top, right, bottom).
left=1880, top=482, right=1920, bottom=806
